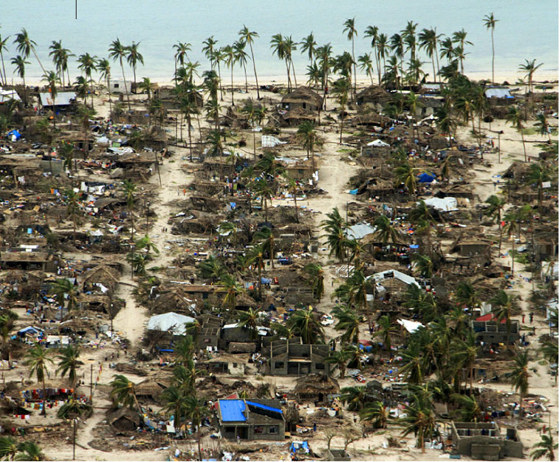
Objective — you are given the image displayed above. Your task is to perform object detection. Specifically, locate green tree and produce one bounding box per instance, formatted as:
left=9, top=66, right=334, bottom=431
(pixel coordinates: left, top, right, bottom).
left=483, top=13, right=498, bottom=83
left=331, top=77, right=351, bottom=143
left=126, top=41, right=144, bottom=88
left=14, top=28, right=45, bottom=73
left=325, top=349, right=351, bottom=378
left=491, top=290, right=518, bottom=344
left=303, top=263, right=324, bottom=302
left=451, top=29, right=472, bottom=74
left=332, top=305, right=361, bottom=344
left=321, top=207, right=348, bottom=263
left=373, top=215, right=402, bottom=245
left=419, top=27, right=442, bottom=83
left=531, top=431, right=557, bottom=461
left=174, top=336, right=195, bottom=366
left=411, top=254, right=433, bottom=278
left=77, top=52, right=97, bottom=108
left=238, top=308, right=260, bottom=341
left=400, top=391, right=436, bottom=453
left=360, top=401, right=390, bottom=429
left=296, top=121, right=322, bottom=171
left=110, top=374, right=141, bottom=412
left=0, top=34, right=11, bottom=87
left=185, top=397, right=208, bottom=460
left=219, top=273, right=244, bottom=310
left=239, top=26, right=260, bottom=99
left=527, top=162, right=552, bottom=209
left=25, top=344, right=53, bottom=416
left=373, top=315, right=398, bottom=357
left=109, top=38, right=131, bottom=109
left=287, top=307, right=324, bottom=344
left=14, top=442, right=44, bottom=461
left=484, top=195, right=506, bottom=252
left=0, top=437, right=18, bottom=460
left=253, top=225, right=276, bottom=269
left=510, top=348, right=530, bottom=415
left=364, top=25, right=381, bottom=83
left=340, top=386, right=367, bottom=411
left=162, top=385, right=189, bottom=429
left=56, top=345, right=84, bottom=389
left=51, top=277, right=79, bottom=320
left=42, top=70, right=59, bottom=127
left=343, top=18, right=358, bottom=98
left=11, top=55, right=29, bottom=87
left=451, top=393, right=482, bottom=421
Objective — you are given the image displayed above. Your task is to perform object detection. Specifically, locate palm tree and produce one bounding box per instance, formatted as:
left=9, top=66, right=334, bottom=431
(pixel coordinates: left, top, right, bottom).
left=77, top=52, right=97, bottom=108
left=284, top=174, right=301, bottom=223
left=343, top=18, right=358, bottom=99
left=185, top=396, right=208, bottom=460
left=363, top=26, right=380, bottom=84
left=56, top=345, right=83, bottom=388
left=325, top=349, right=351, bottom=378
left=316, top=43, right=333, bottom=102
left=42, top=70, right=59, bottom=128
left=162, top=385, right=189, bottom=429
left=531, top=431, right=557, bottom=461
left=287, top=307, right=324, bottom=344
left=233, top=40, right=249, bottom=92
left=49, top=40, right=73, bottom=87
left=51, top=277, right=79, bottom=319
left=377, top=33, right=389, bottom=81
left=535, top=113, right=552, bottom=142
left=451, top=394, right=482, bottom=421
left=451, top=30, right=472, bottom=74
left=11, top=55, right=29, bottom=87
left=394, top=161, right=419, bottom=196
left=449, top=331, right=478, bottom=390
left=527, top=162, right=552, bottom=209
left=97, top=58, right=112, bottom=113
left=483, top=13, right=498, bottom=83
left=0, top=312, right=17, bottom=367
left=126, top=41, right=144, bottom=88
left=14, top=28, right=45, bottom=74
left=541, top=338, right=558, bottom=384
left=239, top=26, right=260, bottom=99
left=358, top=53, right=375, bottom=85
left=238, top=308, right=260, bottom=341
left=122, top=179, right=137, bottom=241
left=14, top=442, right=44, bottom=461
left=402, top=21, right=418, bottom=71
left=485, top=195, right=506, bottom=251
left=202, top=36, right=218, bottom=70
left=390, top=33, right=405, bottom=83
left=321, top=207, right=348, bottom=263
left=110, top=374, right=141, bottom=412
left=0, top=34, right=10, bottom=86
left=296, top=121, right=322, bottom=171
left=174, top=336, right=195, bottom=366
left=419, top=28, right=442, bottom=83
left=303, top=263, right=324, bottom=302
left=300, top=32, right=317, bottom=70
left=253, top=225, right=275, bottom=269
left=373, top=215, right=402, bottom=245
left=219, top=273, right=244, bottom=310
left=251, top=178, right=274, bottom=222
left=510, top=348, right=530, bottom=415
left=454, top=281, right=479, bottom=312
left=491, top=290, right=518, bottom=344
left=340, top=386, right=367, bottom=411
left=331, top=77, right=351, bottom=143
left=270, top=34, right=291, bottom=91
left=109, top=38, right=131, bottom=109
left=221, top=45, right=236, bottom=106
left=25, top=344, right=53, bottom=416
left=173, top=41, right=191, bottom=79
left=360, top=401, right=390, bottom=429
left=332, top=305, right=360, bottom=344
left=400, top=392, right=436, bottom=453
left=0, top=437, right=18, bottom=460
left=373, top=315, right=398, bottom=357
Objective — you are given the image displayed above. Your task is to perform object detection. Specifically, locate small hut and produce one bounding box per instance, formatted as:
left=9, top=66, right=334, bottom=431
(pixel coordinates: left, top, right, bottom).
left=293, top=374, right=340, bottom=404
left=281, top=86, right=323, bottom=112
left=108, top=407, right=141, bottom=432
left=356, top=85, right=392, bottom=111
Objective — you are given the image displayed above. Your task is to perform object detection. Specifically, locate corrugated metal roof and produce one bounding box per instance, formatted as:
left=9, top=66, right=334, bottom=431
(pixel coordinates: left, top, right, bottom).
left=484, top=88, right=512, bottom=99
left=246, top=401, right=283, bottom=415
left=219, top=400, right=246, bottom=422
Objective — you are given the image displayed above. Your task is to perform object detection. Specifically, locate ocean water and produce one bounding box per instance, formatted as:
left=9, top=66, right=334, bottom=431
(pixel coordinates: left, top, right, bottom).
left=1, top=0, right=557, bottom=83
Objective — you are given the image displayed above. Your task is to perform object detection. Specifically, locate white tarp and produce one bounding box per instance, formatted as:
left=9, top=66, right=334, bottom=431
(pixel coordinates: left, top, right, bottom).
left=423, top=197, right=458, bottom=212
left=261, top=135, right=286, bottom=148
left=367, top=139, right=390, bottom=147
left=146, top=312, right=195, bottom=336
left=0, top=88, right=21, bottom=103
left=397, top=319, right=424, bottom=333
left=367, top=270, right=421, bottom=288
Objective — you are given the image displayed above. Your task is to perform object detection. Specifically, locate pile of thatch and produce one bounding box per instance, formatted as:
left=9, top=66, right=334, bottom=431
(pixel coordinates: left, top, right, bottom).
left=294, top=374, right=340, bottom=398
left=81, top=265, right=121, bottom=294
left=150, top=285, right=198, bottom=315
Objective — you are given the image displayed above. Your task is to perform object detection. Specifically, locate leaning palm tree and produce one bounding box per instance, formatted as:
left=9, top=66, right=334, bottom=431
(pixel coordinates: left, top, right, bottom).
left=364, top=26, right=381, bottom=84
left=97, top=57, right=112, bottom=113
left=340, top=386, right=367, bottom=412
left=451, top=394, right=482, bottom=421
left=483, top=13, right=498, bottom=83
left=358, top=53, right=375, bottom=85
left=14, top=28, right=45, bottom=73
left=507, top=106, right=527, bottom=161
left=56, top=345, right=84, bottom=389
left=419, top=27, right=442, bottom=83
left=531, top=431, right=557, bottom=461
left=161, top=386, right=189, bottom=429
left=239, top=26, right=260, bottom=99
left=332, top=305, right=360, bottom=344
left=321, top=207, right=348, bottom=263
left=400, top=391, right=436, bottom=453
left=110, top=374, right=141, bottom=412
left=25, top=344, right=53, bottom=416
left=108, top=38, right=130, bottom=109
left=373, top=314, right=398, bottom=357
left=0, top=34, right=10, bottom=86
left=11, top=55, right=29, bottom=87
left=14, top=442, right=44, bottom=461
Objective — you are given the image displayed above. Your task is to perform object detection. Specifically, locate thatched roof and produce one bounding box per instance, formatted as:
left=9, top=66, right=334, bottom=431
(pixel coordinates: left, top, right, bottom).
left=135, top=380, right=167, bottom=399
left=281, top=86, right=323, bottom=107
left=151, top=286, right=198, bottom=315
left=81, top=265, right=120, bottom=293
left=107, top=407, right=141, bottom=430
left=294, top=374, right=340, bottom=396
left=356, top=85, right=392, bottom=105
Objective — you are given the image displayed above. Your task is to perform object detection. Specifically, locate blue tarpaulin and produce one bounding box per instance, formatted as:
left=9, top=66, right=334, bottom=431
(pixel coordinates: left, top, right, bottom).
left=7, top=130, right=21, bottom=140
left=417, top=172, right=436, bottom=183
left=290, top=441, right=310, bottom=454
left=219, top=400, right=247, bottom=422
left=349, top=188, right=358, bottom=195
left=246, top=401, right=283, bottom=415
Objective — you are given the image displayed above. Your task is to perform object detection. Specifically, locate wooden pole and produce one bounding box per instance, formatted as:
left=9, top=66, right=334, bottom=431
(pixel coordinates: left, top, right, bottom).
left=89, top=364, right=93, bottom=403
left=72, top=419, right=77, bottom=460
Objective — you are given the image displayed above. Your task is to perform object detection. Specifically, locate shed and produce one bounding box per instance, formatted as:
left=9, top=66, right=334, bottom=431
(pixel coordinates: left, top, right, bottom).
left=294, top=374, right=340, bottom=403
left=281, top=87, right=323, bottom=112
left=108, top=407, right=141, bottom=432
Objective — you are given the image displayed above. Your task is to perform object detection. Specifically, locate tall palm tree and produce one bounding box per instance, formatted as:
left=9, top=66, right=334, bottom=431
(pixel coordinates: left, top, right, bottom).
left=0, top=34, right=9, bottom=86
left=377, top=33, right=389, bottom=81
left=343, top=18, right=358, bottom=99
left=360, top=401, right=390, bottom=429
left=25, top=344, right=53, bottom=416
left=270, top=34, right=291, bottom=91
left=531, top=431, right=557, bottom=461
left=484, top=194, right=506, bottom=251
left=316, top=43, right=333, bottom=101
left=402, top=21, right=418, bottom=72
left=253, top=225, right=275, bottom=269
left=202, top=36, right=218, bottom=70
left=97, top=57, right=112, bottom=113
left=110, top=374, right=141, bottom=412
left=419, top=28, right=442, bottom=83
left=233, top=40, right=249, bottom=92
left=185, top=397, right=208, bottom=460
left=491, top=290, right=518, bottom=344
left=389, top=33, right=405, bottom=80
left=173, top=41, right=191, bottom=79
left=519, top=58, right=543, bottom=109
left=122, top=179, right=137, bottom=242
left=358, top=53, right=375, bottom=85
left=126, top=41, right=144, bottom=88
left=14, top=28, right=45, bottom=74
left=373, top=314, right=398, bottom=357
left=510, top=348, right=530, bottom=415
left=42, top=70, right=59, bottom=128
left=11, top=55, right=29, bottom=87
left=299, top=32, right=317, bottom=70
left=174, top=336, right=195, bottom=366
left=363, top=26, right=381, bottom=83
left=331, top=77, right=351, bottom=143
left=400, top=393, right=436, bottom=453
left=507, top=106, right=527, bottom=161
left=239, top=26, right=260, bottom=99
left=296, top=121, right=322, bottom=171
left=340, top=386, right=367, bottom=411
left=527, top=162, right=552, bottom=209
left=56, top=345, right=83, bottom=388
left=451, top=29, right=472, bottom=74
left=77, top=52, right=97, bottom=108
left=162, top=385, right=189, bottom=429
left=109, top=38, right=130, bottom=109
left=51, top=277, right=79, bottom=319
left=222, top=45, right=236, bottom=106
left=483, top=13, right=498, bottom=83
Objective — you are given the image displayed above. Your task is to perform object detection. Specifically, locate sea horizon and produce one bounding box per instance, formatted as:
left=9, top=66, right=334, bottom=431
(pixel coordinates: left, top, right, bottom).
left=1, top=0, right=557, bottom=85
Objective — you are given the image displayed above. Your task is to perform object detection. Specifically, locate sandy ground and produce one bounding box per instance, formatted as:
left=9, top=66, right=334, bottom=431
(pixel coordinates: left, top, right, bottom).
left=12, top=78, right=555, bottom=460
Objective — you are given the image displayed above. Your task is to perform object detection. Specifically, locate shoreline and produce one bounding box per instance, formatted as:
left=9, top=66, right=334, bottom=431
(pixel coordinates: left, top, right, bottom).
left=12, top=71, right=560, bottom=89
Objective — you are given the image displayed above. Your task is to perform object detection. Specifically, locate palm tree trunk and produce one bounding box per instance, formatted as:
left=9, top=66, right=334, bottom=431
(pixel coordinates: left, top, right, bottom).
left=0, top=53, right=7, bottom=87
left=33, top=49, right=46, bottom=75
left=217, top=62, right=224, bottom=101
left=249, top=43, right=260, bottom=100
left=291, top=59, right=298, bottom=88
left=230, top=65, right=234, bottom=106
left=187, top=113, right=193, bottom=162
left=119, top=58, right=131, bottom=110
left=521, top=131, right=527, bottom=162
left=491, top=31, right=495, bottom=83
left=285, top=61, right=292, bottom=92
left=293, top=194, right=299, bottom=223
left=243, top=63, right=248, bottom=93
left=42, top=377, right=47, bottom=416
left=197, top=425, right=202, bottom=460
left=511, top=235, right=515, bottom=277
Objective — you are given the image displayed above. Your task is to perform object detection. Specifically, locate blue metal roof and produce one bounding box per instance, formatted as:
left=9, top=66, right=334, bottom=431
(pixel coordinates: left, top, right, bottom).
left=219, top=400, right=246, bottom=422
left=246, top=401, right=283, bottom=415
